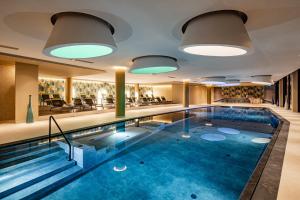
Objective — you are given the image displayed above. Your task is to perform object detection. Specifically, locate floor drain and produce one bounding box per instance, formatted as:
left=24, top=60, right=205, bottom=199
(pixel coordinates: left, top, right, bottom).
left=191, top=194, right=197, bottom=199
left=226, top=154, right=230, bottom=157
left=140, top=161, right=144, bottom=165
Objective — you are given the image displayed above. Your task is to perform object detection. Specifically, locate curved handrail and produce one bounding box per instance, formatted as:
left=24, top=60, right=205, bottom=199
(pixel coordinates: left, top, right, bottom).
left=49, top=116, right=72, bottom=161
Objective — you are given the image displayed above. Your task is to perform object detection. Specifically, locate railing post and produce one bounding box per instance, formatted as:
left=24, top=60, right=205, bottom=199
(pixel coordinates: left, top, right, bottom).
left=49, top=116, right=52, bottom=144
left=48, top=115, right=72, bottom=161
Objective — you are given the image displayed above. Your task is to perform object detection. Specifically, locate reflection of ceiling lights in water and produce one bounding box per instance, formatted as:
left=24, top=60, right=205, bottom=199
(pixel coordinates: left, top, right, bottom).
left=251, top=138, right=271, bottom=144
left=43, top=12, right=116, bottom=59
left=201, top=134, right=226, bottom=141
left=113, top=165, right=127, bottom=172
left=218, top=128, right=240, bottom=135
left=181, top=133, right=191, bottom=138
left=129, top=55, right=179, bottom=74
left=205, top=123, right=213, bottom=126
left=180, top=10, right=251, bottom=57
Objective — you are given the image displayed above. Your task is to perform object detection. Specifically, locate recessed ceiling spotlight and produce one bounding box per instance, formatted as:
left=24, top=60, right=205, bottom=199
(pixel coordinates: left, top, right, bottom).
left=43, top=12, right=117, bottom=59
left=180, top=10, right=251, bottom=57
left=129, top=55, right=179, bottom=74
left=251, top=75, right=272, bottom=85
left=200, top=77, right=226, bottom=85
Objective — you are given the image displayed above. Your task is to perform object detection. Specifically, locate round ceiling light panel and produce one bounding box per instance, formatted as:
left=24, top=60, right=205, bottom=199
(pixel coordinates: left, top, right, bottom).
left=129, top=55, right=179, bottom=74
left=200, top=77, right=226, bottom=85
left=180, top=10, right=251, bottom=57
left=218, top=79, right=240, bottom=87
left=43, top=12, right=117, bottom=59
left=251, top=75, right=273, bottom=85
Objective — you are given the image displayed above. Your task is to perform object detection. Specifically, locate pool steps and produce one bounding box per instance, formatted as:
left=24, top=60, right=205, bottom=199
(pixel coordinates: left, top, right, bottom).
left=0, top=142, right=82, bottom=199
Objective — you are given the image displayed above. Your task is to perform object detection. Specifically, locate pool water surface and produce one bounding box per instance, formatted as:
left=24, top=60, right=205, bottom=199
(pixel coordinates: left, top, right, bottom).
left=44, top=107, right=278, bottom=200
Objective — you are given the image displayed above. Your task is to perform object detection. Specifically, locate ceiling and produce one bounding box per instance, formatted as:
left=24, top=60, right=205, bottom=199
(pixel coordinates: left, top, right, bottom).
left=0, top=0, right=300, bottom=83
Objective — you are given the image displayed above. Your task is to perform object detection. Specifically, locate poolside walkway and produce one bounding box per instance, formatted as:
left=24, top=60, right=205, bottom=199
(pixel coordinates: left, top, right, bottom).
left=0, top=104, right=203, bottom=145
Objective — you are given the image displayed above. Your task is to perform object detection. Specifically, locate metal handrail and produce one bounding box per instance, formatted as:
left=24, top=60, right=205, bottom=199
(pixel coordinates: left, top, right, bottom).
left=49, top=116, right=72, bottom=161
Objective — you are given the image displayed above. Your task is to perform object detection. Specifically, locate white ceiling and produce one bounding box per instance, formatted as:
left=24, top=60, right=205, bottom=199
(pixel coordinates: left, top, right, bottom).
left=0, top=0, right=300, bottom=83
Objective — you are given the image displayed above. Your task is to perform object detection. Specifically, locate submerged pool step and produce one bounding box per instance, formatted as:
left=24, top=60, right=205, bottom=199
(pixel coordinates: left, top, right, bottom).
left=0, top=150, right=66, bottom=175
left=0, top=141, right=41, bottom=155
left=0, top=142, right=57, bottom=157
left=0, top=158, right=76, bottom=198
left=0, top=146, right=62, bottom=168
left=0, top=143, right=58, bottom=159
left=0, top=152, right=68, bottom=183
left=3, top=165, right=82, bottom=200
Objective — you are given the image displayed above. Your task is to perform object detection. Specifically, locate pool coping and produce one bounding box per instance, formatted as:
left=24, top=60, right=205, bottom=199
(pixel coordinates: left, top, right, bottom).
left=239, top=108, right=290, bottom=200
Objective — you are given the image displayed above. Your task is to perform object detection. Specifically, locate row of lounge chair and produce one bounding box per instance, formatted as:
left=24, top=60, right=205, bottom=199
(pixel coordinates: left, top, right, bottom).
left=40, top=93, right=172, bottom=113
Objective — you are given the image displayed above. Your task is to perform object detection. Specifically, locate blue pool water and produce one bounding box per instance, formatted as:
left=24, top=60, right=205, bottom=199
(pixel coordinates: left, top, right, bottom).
left=44, top=107, right=278, bottom=200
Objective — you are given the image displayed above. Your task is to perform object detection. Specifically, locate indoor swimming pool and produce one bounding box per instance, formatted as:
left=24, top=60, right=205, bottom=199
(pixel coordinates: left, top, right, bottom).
left=42, top=106, right=280, bottom=200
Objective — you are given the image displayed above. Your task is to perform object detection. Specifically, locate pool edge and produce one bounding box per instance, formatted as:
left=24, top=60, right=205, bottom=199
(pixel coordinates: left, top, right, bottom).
left=239, top=108, right=290, bottom=200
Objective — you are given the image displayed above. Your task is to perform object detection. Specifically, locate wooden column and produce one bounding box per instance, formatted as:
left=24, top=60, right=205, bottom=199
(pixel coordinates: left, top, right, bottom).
left=134, top=83, right=140, bottom=101
left=183, top=81, right=189, bottom=107
left=292, top=70, right=299, bottom=112
left=15, top=62, right=38, bottom=123
left=115, top=68, right=125, bottom=117
left=65, top=77, right=73, bottom=104
left=279, top=79, right=284, bottom=107
left=207, top=86, right=212, bottom=104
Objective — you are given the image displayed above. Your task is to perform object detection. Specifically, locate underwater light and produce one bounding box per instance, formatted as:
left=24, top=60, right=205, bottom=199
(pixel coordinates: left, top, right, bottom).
left=113, top=165, right=127, bottom=172
left=205, top=123, right=213, bottom=126
left=251, top=138, right=271, bottom=144
left=181, top=134, right=191, bottom=138
left=201, top=133, right=226, bottom=141
left=218, top=128, right=240, bottom=135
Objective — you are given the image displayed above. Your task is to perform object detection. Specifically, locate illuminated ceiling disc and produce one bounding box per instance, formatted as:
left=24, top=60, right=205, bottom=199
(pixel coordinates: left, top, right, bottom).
left=218, top=79, right=240, bottom=87
left=200, top=77, right=226, bottom=85
left=43, top=12, right=117, bottom=59
left=251, top=75, right=273, bottom=86
left=130, top=55, right=179, bottom=74
left=180, top=10, right=251, bottom=57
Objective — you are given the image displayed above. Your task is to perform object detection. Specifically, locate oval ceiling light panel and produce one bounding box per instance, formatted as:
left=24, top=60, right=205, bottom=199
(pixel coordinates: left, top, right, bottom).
left=180, top=10, right=251, bottom=57
left=251, top=75, right=273, bottom=85
left=218, top=79, right=240, bottom=87
left=43, top=12, right=117, bottom=59
left=200, top=77, right=226, bottom=85
left=129, top=55, right=179, bottom=74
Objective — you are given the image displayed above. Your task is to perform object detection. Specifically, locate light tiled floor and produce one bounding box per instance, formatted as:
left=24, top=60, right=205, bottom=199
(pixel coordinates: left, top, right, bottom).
left=0, top=104, right=203, bottom=145
left=0, top=103, right=299, bottom=199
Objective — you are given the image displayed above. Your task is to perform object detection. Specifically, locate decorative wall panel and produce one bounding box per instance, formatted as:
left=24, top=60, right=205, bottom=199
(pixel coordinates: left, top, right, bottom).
left=39, top=79, right=65, bottom=98
left=221, top=86, right=264, bottom=98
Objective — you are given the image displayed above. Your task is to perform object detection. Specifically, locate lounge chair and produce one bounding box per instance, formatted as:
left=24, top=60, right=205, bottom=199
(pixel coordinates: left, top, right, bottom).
left=103, top=97, right=115, bottom=108
left=50, top=99, right=73, bottom=112
left=52, top=94, right=61, bottom=99
left=83, top=98, right=97, bottom=109
left=41, top=94, right=51, bottom=106
left=156, top=97, right=162, bottom=104
left=161, top=96, right=172, bottom=104
left=73, top=98, right=90, bottom=111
